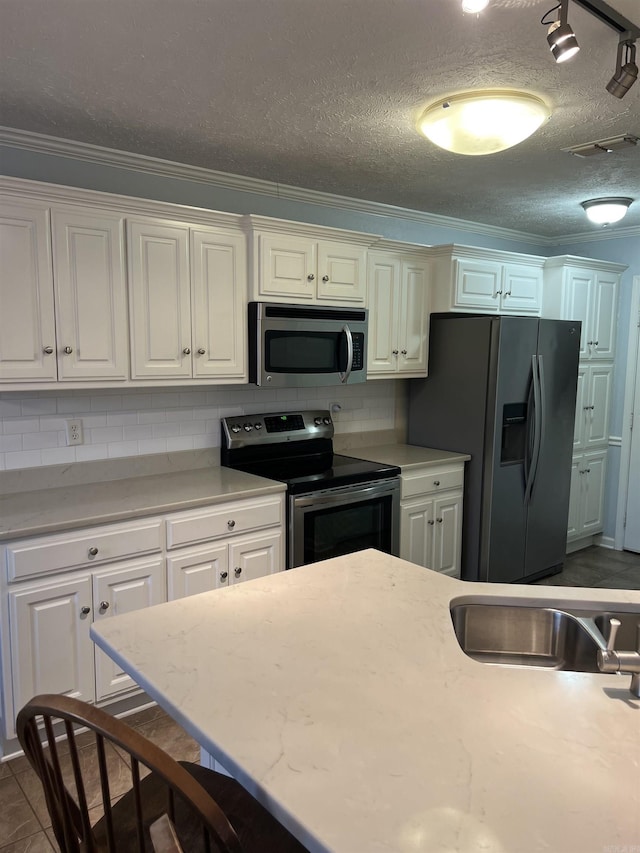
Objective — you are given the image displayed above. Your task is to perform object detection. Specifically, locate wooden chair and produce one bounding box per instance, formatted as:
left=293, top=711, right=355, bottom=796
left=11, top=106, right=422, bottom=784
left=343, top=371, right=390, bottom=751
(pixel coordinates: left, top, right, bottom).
left=17, top=694, right=309, bottom=853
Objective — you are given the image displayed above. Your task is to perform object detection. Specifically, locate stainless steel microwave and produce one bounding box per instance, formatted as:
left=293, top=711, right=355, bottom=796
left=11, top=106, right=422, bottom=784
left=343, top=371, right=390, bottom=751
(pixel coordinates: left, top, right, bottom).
left=248, top=302, right=368, bottom=387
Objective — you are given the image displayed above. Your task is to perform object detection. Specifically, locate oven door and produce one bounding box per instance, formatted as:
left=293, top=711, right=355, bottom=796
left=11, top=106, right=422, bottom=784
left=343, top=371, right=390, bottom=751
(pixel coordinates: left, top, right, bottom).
left=288, top=478, right=400, bottom=569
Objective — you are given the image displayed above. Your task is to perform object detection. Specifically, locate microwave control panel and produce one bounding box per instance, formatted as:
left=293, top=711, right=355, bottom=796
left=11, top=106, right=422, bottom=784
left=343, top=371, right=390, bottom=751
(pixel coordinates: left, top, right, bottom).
left=351, top=333, right=364, bottom=370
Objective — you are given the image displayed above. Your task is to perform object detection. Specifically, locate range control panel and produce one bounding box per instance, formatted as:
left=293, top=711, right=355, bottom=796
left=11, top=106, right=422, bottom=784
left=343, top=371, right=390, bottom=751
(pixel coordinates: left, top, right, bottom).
left=222, top=410, right=333, bottom=447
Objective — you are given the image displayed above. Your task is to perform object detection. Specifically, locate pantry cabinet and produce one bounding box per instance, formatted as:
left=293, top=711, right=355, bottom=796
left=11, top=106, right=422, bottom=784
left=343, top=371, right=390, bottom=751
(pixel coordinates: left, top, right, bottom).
left=567, top=450, right=607, bottom=543
left=367, top=245, right=430, bottom=378
left=573, top=364, right=613, bottom=451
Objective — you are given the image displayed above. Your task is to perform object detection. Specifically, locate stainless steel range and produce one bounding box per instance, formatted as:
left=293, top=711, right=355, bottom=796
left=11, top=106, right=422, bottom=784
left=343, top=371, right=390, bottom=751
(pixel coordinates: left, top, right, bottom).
left=221, top=410, right=400, bottom=569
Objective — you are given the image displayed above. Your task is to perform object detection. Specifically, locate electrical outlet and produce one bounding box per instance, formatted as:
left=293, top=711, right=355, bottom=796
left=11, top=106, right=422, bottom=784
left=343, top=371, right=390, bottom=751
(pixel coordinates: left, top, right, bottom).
left=65, top=419, right=84, bottom=446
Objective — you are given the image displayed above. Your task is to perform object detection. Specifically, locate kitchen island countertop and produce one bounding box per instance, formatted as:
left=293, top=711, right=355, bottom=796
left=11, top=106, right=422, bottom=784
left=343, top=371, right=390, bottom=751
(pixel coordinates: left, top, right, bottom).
left=91, top=549, right=640, bottom=853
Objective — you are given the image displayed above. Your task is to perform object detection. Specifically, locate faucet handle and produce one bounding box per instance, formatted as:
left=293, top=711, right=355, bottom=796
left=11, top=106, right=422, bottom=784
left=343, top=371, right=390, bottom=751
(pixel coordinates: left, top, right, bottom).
left=607, top=617, right=621, bottom=652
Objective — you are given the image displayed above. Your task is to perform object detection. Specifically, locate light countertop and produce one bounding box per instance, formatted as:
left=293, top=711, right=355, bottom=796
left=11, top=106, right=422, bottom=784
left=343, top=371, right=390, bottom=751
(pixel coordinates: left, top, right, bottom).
left=91, top=549, right=640, bottom=853
left=355, top=443, right=471, bottom=469
left=0, top=467, right=285, bottom=541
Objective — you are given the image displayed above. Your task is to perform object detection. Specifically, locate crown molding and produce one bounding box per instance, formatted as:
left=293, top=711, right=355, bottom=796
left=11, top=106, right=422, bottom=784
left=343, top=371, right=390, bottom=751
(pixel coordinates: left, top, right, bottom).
left=3, top=127, right=639, bottom=248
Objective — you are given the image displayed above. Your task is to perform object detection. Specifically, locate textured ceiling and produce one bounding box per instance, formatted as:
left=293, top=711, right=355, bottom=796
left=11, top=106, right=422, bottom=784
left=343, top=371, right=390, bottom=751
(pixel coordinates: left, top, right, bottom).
left=1, top=0, right=639, bottom=238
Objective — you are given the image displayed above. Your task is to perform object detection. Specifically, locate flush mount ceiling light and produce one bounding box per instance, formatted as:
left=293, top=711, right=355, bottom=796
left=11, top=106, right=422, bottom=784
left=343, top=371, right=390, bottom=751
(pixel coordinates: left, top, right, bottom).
left=581, top=197, right=633, bottom=225
left=462, top=0, right=490, bottom=13
left=416, top=90, right=551, bottom=156
left=542, top=0, right=580, bottom=63
left=606, top=39, right=638, bottom=98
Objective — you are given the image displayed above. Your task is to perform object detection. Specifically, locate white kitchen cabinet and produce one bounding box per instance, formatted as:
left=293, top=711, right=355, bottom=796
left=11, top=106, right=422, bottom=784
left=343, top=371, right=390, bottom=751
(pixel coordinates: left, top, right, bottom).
left=543, top=257, right=622, bottom=361
left=399, top=463, right=464, bottom=577
left=128, top=218, right=247, bottom=381
left=567, top=450, right=607, bottom=544
left=0, top=201, right=128, bottom=383
left=229, top=530, right=282, bottom=584
left=573, top=364, right=612, bottom=451
left=248, top=216, right=378, bottom=306
left=429, top=246, right=543, bottom=315
left=367, top=247, right=430, bottom=378
left=167, top=542, right=229, bottom=599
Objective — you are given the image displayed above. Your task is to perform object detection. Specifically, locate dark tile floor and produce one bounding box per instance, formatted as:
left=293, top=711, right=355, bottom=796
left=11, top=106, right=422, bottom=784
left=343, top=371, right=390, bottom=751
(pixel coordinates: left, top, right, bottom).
left=1, top=545, right=638, bottom=851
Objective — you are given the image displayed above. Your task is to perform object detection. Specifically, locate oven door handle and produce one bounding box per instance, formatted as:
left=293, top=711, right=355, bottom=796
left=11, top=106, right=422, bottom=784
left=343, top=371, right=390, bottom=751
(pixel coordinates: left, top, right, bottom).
left=338, top=324, right=353, bottom=384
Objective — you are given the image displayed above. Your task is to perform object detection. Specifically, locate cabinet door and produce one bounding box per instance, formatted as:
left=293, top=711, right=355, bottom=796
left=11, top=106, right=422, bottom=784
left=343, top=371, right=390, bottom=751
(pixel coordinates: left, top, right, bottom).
left=562, top=268, right=593, bottom=359
left=52, top=208, right=128, bottom=380
left=580, top=451, right=607, bottom=536
left=453, top=259, right=501, bottom=311
left=167, top=542, right=229, bottom=599
left=400, top=500, right=434, bottom=568
left=433, top=494, right=462, bottom=576
left=590, top=272, right=618, bottom=360
left=128, top=220, right=192, bottom=378
left=317, top=241, right=367, bottom=304
left=229, top=531, right=282, bottom=584
left=501, top=264, right=542, bottom=314
left=366, top=254, right=400, bottom=375
left=0, top=202, right=57, bottom=380
left=573, top=365, right=587, bottom=451
left=93, top=558, right=165, bottom=700
left=257, top=233, right=316, bottom=301
left=398, top=259, right=429, bottom=375
left=191, top=228, right=247, bottom=380
left=9, top=575, right=94, bottom=717
left=585, top=365, right=612, bottom=448
left=566, top=456, right=582, bottom=541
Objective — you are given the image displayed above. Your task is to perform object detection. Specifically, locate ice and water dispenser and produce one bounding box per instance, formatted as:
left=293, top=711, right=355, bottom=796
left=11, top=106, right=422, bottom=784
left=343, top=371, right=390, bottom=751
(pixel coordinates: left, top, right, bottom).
left=501, top=402, right=527, bottom=464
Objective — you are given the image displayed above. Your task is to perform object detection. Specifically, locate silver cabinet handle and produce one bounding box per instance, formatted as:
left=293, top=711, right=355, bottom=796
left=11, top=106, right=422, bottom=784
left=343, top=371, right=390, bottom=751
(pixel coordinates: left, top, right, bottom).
left=220, top=571, right=228, bottom=582
left=63, top=346, right=73, bottom=354
left=80, top=606, right=91, bottom=616
left=504, top=291, right=512, bottom=297
left=197, top=347, right=206, bottom=355
left=234, top=567, right=242, bottom=577
left=322, top=274, right=329, bottom=282
left=594, top=340, right=599, bottom=346
left=392, top=350, right=399, bottom=356
left=100, top=600, right=110, bottom=611
left=427, top=519, right=435, bottom=525
left=88, top=546, right=99, bottom=557
left=585, top=467, right=591, bottom=474
left=307, top=274, right=315, bottom=281
left=494, top=290, right=503, bottom=296
left=437, top=517, right=443, bottom=523
left=433, top=480, right=441, bottom=486
left=43, top=346, right=54, bottom=354
left=401, top=349, right=407, bottom=356
left=227, top=519, right=235, bottom=529
left=183, top=347, right=191, bottom=355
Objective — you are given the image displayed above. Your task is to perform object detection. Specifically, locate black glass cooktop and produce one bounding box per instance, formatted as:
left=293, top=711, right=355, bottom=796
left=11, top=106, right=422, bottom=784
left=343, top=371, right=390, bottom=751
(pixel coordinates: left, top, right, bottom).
left=231, top=453, right=400, bottom=495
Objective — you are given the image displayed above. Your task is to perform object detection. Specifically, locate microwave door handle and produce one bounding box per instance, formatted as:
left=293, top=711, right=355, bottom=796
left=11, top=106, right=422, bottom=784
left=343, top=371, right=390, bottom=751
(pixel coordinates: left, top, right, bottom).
left=339, top=324, right=353, bottom=384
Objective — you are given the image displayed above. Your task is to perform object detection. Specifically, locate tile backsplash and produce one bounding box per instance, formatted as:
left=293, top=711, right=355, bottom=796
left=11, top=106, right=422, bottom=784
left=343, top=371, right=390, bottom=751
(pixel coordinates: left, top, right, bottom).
left=0, top=381, right=399, bottom=471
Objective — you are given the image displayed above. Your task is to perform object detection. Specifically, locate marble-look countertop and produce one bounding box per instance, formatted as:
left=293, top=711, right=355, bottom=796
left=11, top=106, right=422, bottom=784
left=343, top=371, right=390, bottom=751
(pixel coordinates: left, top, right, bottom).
left=0, top=467, right=285, bottom=541
left=354, top=443, right=471, bottom=469
left=91, top=550, right=640, bottom=853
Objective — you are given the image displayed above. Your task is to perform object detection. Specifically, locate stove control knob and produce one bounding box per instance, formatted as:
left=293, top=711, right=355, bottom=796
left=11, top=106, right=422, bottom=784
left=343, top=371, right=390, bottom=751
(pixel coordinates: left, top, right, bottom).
left=231, top=424, right=241, bottom=434
left=254, top=422, right=263, bottom=430
left=243, top=423, right=253, bottom=432
left=323, top=417, right=331, bottom=425
left=314, top=417, right=323, bottom=426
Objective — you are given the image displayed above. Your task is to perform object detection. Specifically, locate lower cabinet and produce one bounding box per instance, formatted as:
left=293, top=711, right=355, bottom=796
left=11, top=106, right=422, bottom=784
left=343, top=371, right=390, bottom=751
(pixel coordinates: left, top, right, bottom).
left=567, top=450, right=607, bottom=544
left=399, top=463, right=464, bottom=577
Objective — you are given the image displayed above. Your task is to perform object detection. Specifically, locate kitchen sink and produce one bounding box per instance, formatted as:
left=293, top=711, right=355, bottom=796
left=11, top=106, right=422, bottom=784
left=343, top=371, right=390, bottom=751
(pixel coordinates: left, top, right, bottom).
left=450, top=603, right=608, bottom=672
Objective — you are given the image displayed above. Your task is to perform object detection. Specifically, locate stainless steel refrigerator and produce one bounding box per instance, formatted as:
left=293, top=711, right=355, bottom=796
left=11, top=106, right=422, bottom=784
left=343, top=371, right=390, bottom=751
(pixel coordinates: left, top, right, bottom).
left=408, top=314, right=581, bottom=583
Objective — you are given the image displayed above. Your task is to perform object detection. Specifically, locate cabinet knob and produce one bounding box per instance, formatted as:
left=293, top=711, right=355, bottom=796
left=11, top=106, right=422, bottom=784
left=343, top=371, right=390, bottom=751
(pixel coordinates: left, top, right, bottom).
left=392, top=350, right=399, bottom=356
left=88, top=546, right=99, bottom=557
left=401, top=349, right=407, bottom=356
left=495, top=290, right=503, bottom=296
left=63, top=346, right=73, bottom=354
left=307, top=274, right=315, bottom=281
left=183, top=347, right=191, bottom=355
left=437, top=517, right=443, bottom=523
left=43, top=346, right=54, bottom=354
left=80, top=606, right=91, bottom=616
left=585, top=468, right=591, bottom=474
left=504, top=291, right=512, bottom=297
left=227, top=519, right=235, bottom=529
left=234, top=567, right=242, bottom=577
left=433, top=480, right=441, bottom=486
left=322, top=274, right=329, bottom=282
left=220, top=571, right=228, bottom=582
left=587, top=341, right=593, bottom=346
left=594, top=340, right=599, bottom=347
left=99, top=600, right=110, bottom=611
left=428, top=519, right=435, bottom=525
left=197, top=347, right=206, bottom=355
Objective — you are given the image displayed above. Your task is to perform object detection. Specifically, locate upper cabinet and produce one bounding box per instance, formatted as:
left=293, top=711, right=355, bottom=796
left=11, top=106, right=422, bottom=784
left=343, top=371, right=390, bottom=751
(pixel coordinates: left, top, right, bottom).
left=543, top=257, right=623, bottom=361
left=247, top=216, right=378, bottom=306
left=0, top=201, right=127, bottom=383
left=367, top=244, right=430, bottom=378
left=430, top=245, right=544, bottom=316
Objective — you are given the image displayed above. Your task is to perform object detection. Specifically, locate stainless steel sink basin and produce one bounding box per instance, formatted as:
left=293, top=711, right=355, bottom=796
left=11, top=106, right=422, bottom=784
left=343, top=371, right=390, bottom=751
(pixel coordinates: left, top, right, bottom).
left=450, top=603, right=607, bottom=672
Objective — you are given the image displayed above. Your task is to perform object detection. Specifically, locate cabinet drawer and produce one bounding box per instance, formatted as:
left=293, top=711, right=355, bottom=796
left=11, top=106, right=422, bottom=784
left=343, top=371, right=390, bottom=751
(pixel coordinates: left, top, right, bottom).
left=401, top=466, right=464, bottom=500
left=166, top=496, right=283, bottom=549
left=6, top=519, right=163, bottom=582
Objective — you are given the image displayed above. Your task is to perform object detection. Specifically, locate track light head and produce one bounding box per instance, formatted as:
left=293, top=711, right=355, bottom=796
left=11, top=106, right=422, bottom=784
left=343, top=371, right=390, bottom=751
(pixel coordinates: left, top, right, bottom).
left=606, top=40, right=638, bottom=99
left=547, top=20, right=580, bottom=62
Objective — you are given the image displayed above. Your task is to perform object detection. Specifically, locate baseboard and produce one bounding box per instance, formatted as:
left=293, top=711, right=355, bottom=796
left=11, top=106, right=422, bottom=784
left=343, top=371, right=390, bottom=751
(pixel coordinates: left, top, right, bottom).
left=598, top=535, right=615, bottom=550
left=566, top=535, right=596, bottom=554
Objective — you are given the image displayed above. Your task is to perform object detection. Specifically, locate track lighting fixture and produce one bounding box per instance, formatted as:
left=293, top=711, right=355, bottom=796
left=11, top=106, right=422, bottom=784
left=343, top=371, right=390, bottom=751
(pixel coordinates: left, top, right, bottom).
left=542, top=0, right=580, bottom=63
left=581, top=197, right=633, bottom=225
left=606, top=39, right=638, bottom=99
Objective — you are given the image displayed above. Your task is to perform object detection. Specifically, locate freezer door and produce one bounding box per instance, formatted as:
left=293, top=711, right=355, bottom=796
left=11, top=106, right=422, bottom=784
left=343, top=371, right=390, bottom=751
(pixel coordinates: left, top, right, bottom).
left=483, top=317, right=539, bottom=582
left=524, top=320, right=581, bottom=577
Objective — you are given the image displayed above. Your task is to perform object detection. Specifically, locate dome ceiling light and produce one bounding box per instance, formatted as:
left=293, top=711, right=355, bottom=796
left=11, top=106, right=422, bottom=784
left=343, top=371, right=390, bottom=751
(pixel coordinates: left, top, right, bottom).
left=461, top=0, right=490, bottom=13
left=581, top=197, right=633, bottom=225
left=416, top=90, right=551, bottom=156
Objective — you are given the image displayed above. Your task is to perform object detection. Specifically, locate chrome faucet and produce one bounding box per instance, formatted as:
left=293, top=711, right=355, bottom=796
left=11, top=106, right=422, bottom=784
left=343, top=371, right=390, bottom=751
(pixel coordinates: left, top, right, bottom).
left=597, top=617, right=640, bottom=699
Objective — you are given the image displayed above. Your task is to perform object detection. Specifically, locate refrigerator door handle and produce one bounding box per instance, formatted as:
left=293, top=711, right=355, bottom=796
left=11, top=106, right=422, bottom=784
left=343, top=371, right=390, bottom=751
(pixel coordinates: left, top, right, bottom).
left=529, top=355, right=547, bottom=500
left=524, top=355, right=543, bottom=505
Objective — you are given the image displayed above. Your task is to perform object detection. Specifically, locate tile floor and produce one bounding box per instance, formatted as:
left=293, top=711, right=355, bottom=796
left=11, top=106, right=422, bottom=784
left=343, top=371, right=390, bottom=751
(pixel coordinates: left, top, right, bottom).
left=1, top=545, right=638, bottom=851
